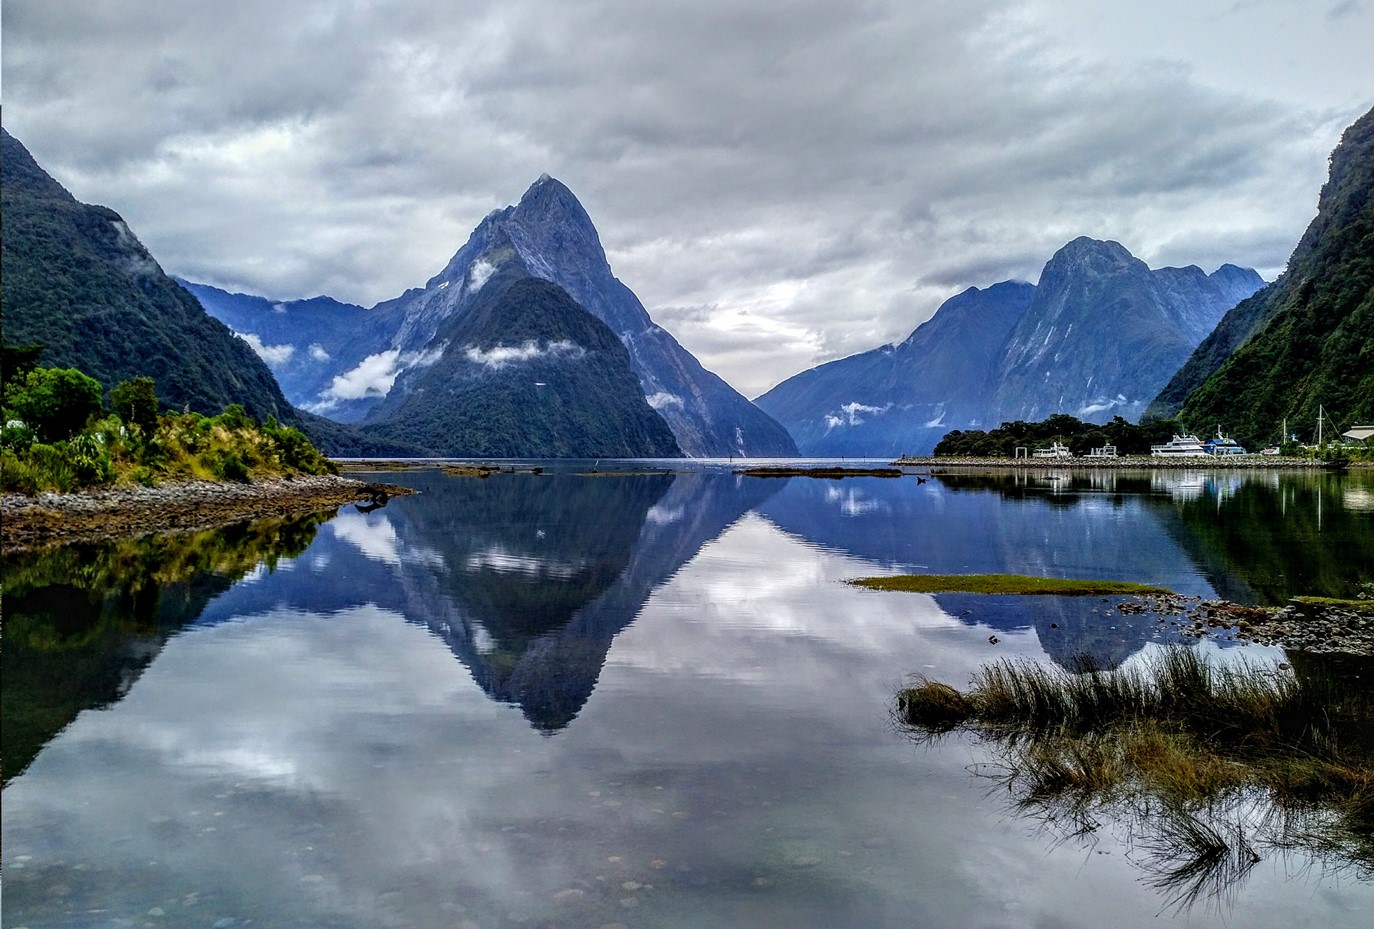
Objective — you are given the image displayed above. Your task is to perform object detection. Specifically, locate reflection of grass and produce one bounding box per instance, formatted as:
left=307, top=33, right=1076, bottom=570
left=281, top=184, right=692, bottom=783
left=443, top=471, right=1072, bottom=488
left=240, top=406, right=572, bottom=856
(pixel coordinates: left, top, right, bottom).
left=850, top=573, right=1173, bottom=596
left=898, top=649, right=1374, bottom=911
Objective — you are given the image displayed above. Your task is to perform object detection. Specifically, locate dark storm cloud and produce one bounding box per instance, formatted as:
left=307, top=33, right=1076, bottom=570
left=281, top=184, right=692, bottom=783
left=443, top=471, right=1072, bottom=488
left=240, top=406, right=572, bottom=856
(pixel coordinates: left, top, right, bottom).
left=4, top=0, right=1369, bottom=395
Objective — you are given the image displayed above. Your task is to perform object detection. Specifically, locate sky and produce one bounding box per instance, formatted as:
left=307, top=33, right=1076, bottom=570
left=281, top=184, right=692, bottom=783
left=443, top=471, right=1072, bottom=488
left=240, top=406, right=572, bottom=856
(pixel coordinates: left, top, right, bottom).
left=4, top=1, right=1372, bottom=398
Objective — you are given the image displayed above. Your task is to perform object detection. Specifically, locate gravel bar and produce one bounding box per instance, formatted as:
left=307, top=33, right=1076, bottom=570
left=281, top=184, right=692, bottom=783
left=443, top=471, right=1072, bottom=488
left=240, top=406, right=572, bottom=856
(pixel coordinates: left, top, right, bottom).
left=2, top=474, right=415, bottom=551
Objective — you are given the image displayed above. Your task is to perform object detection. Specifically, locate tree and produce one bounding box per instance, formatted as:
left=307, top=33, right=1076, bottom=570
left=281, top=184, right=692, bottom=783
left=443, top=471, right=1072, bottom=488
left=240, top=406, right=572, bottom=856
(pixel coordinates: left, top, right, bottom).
left=4, top=366, right=105, bottom=442
left=110, top=376, right=159, bottom=433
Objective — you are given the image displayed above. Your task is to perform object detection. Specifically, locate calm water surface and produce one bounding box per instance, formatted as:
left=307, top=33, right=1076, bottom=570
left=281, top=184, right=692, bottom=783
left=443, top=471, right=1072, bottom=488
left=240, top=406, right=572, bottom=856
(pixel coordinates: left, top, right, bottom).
left=4, top=465, right=1373, bottom=928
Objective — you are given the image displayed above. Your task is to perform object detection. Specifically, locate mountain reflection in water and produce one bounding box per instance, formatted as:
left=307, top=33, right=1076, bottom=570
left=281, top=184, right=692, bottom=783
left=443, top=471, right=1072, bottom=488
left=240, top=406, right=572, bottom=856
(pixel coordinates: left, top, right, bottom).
left=3, top=465, right=1373, bottom=927
left=193, top=470, right=781, bottom=731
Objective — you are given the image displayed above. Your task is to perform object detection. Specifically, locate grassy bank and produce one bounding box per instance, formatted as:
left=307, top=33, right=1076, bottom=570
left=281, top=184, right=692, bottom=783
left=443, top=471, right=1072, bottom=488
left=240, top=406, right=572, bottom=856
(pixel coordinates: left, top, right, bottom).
left=3, top=369, right=336, bottom=493
left=898, top=649, right=1374, bottom=909
left=850, top=573, right=1173, bottom=596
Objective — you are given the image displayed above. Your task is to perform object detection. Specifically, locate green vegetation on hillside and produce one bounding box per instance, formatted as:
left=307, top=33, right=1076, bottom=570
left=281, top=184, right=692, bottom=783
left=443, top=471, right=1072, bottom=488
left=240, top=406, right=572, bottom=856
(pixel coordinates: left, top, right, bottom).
left=365, top=274, right=681, bottom=457
left=0, top=128, right=296, bottom=424
left=2, top=365, right=336, bottom=494
left=934, top=413, right=1185, bottom=457
left=1175, top=106, right=1374, bottom=447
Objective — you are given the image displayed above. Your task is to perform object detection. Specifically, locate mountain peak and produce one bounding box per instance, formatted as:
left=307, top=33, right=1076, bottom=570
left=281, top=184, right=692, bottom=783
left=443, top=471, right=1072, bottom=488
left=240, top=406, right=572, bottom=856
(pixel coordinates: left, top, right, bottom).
left=513, top=174, right=593, bottom=227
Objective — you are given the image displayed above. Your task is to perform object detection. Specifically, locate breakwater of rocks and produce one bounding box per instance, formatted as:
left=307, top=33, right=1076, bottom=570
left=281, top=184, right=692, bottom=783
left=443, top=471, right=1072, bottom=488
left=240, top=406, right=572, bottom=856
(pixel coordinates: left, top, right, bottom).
left=1, top=475, right=414, bottom=551
left=892, top=455, right=1351, bottom=470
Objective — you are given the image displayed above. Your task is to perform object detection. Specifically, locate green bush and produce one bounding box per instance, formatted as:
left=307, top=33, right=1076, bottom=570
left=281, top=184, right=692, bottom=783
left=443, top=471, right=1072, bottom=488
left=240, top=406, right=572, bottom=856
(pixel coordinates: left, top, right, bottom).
left=109, top=376, right=159, bottom=434
left=1, top=447, right=39, bottom=494
left=212, top=450, right=252, bottom=483
left=4, top=367, right=105, bottom=442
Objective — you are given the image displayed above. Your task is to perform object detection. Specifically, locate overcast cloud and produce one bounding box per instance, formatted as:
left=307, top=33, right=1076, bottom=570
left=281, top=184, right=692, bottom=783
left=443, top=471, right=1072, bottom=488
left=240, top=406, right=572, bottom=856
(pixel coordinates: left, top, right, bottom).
left=4, top=1, right=1371, bottom=396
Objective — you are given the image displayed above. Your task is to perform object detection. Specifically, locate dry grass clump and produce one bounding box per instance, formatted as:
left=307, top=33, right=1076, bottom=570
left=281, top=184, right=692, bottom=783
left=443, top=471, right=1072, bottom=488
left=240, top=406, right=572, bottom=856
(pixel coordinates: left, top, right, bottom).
left=897, top=648, right=1374, bottom=909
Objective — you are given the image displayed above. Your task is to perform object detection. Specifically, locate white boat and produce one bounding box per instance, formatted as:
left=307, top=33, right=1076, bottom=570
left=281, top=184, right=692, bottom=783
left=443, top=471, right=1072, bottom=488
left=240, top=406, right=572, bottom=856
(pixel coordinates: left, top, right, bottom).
left=1032, top=441, right=1073, bottom=458
left=1151, top=434, right=1206, bottom=457
left=1086, top=445, right=1118, bottom=458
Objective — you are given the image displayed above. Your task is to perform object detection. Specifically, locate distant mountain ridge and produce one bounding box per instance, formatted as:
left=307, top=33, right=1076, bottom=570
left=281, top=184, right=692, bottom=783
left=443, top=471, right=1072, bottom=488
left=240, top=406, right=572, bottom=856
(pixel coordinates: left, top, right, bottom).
left=189, top=176, right=797, bottom=457
left=1153, top=104, right=1374, bottom=442
left=990, top=238, right=1263, bottom=424
left=757, top=238, right=1261, bottom=456
left=755, top=281, right=1035, bottom=456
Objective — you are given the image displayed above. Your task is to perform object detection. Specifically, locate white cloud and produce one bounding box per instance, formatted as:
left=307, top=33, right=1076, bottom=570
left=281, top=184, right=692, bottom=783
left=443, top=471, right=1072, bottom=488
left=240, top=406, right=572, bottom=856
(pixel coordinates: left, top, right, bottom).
left=323, top=348, right=402, bottom=401
left=824, top=401, right=892, bottom=430
left=468, top=257, right=497, bottom=292
left=308, top=343, right=331, bottom=361
left=463, top=339, right=584, bottom=370
left=233, top=330, right=295, bottom=366
left=646, top=391, right=685, bottom=410
left=317, top=343, right=448, bottom=406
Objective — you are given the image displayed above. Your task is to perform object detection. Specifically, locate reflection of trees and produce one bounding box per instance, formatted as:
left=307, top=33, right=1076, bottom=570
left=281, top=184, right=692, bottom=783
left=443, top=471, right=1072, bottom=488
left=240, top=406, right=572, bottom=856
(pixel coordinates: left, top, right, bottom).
left=1169, top=472, right=1374, bottom=604
left=2, top=514, right=327, bottom=783
left=936, top=469, right=1374, bottom=604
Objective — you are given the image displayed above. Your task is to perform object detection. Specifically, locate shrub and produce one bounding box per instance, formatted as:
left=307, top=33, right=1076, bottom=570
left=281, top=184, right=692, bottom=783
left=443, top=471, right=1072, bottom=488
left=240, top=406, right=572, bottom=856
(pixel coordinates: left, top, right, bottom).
left=4, top=367, right=105, bottom=442
left=109, top=376, right=159, bottom=433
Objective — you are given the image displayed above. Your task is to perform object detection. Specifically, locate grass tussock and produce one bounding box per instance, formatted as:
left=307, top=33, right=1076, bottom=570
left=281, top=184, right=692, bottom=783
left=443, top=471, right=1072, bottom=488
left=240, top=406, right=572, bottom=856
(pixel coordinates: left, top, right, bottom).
left=852, top=573, right=1173, bottom=596
left=898, top=648, right=1374, bottom=909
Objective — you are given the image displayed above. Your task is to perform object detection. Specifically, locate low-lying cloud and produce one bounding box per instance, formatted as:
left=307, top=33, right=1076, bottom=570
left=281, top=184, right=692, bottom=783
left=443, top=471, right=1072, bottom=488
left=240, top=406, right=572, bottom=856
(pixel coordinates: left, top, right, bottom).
left=463, top=339, right=584, bottom=370
left=824, top=401, right=891, bottom=430
left=317, top=343, right=447, bottom=407
left=234, top=330, right=295, bottom=366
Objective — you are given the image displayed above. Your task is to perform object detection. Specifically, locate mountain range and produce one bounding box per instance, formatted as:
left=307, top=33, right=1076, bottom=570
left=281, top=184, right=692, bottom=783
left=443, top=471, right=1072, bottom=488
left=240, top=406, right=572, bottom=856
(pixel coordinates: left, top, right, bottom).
left=185, top=176, right=797, bottom=457
left=756, top=238, right=1263, bottom=456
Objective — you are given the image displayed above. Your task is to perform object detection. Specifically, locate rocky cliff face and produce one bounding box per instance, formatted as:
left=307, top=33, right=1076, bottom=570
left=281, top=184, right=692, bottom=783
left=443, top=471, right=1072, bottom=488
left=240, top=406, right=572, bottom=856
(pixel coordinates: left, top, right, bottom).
left=1156, top=105, right=1374, bottom=443
left=372, top=175, right=797, bottom=456
left=989, top=237, right=1262, bottom=425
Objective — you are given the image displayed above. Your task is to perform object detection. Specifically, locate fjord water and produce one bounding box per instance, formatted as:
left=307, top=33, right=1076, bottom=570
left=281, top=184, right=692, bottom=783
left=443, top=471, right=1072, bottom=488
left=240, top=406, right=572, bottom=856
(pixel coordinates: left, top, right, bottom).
left=4, top=466, right=1373, bottom=928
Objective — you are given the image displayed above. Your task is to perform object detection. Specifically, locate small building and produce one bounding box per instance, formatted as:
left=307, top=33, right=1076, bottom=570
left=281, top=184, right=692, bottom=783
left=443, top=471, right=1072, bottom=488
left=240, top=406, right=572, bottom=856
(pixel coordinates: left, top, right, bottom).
left=1342, top=425, right=1374, bottom=445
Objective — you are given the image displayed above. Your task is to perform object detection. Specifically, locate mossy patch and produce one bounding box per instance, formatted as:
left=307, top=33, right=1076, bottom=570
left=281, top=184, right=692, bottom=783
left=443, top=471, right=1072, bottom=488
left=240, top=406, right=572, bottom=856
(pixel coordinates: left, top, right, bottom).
left=848, top=573, right=1174, bottom=596
left=734, top=466, right=904, bottom=478
left=1293, top=596, right=1374, bottom=613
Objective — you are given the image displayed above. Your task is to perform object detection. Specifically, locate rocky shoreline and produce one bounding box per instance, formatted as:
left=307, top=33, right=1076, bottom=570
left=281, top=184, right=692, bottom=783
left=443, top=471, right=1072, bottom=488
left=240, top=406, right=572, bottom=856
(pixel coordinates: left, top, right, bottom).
left=1122, top=594, right=1374, bottom=656
left=1, top=474, right=415, bottom=551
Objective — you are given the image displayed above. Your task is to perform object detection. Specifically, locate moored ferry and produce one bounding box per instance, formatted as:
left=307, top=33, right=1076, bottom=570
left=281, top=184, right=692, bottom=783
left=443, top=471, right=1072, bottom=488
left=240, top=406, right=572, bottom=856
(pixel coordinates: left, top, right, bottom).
left=1203, top=428, right=1248, bottom=456
left=1151, top=434, right=1207, bottom=456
